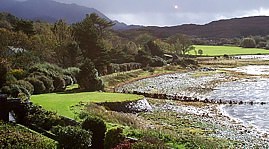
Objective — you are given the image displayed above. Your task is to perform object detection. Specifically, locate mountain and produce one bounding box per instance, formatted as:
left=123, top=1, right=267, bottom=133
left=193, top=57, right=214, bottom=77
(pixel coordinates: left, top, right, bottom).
left=0, top=0, right=138, bottom=30
left=122, top=16, right=269, bottom=39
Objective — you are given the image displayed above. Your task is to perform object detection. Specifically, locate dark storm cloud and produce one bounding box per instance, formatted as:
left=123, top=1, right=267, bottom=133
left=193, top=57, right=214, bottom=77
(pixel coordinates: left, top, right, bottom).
left=55, top=0, right=269, bottom=26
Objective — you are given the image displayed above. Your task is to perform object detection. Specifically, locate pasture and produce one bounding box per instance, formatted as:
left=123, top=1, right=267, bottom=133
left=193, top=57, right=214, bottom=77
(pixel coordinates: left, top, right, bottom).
left=191, top=45, right=269, bottom=56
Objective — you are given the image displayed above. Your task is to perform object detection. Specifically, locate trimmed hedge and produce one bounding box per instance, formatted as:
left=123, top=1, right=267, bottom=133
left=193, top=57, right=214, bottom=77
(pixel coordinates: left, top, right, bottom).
left=26, top=77, right=45, bottom=94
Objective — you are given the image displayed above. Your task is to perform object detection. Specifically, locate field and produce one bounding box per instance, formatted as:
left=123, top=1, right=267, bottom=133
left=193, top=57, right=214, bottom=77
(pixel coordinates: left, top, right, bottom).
left=31, top=92, right=143, bottom=118
left=191, top=45, right=269, bottom=56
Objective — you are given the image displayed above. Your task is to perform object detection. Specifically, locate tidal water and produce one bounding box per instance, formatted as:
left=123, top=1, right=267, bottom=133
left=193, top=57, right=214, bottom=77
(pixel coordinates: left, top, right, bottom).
left=207, top=65, right=269, bottom=133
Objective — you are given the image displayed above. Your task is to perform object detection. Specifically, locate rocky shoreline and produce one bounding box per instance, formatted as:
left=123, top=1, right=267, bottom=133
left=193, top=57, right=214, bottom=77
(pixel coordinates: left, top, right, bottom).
left=147, top=98, right=269, bottom=148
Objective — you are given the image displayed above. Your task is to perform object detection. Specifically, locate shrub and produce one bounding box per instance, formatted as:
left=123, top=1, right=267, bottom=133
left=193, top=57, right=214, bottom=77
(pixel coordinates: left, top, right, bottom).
left=63, top=67, right=80, bottom=76
left=29, top=63, right=63, bottom=77
left=8, top=69, right=26, bottom=80
left=77, top=59, right=104, bottom=91
left=63, top=75, right=73, bottom=86
left=53, top=76, right=65, bottom=92
left=0, top=86, right=11, bottom=95
left=104, top=128, right=125, bottom=149
left=16, top=80, right=34, bottom=95
left=150, top=56, right=167, bottom=67
left=0, top=122, right=57, bottom=149
left=36, top=75, right=54, bottom=93
left=82, top=116, right=107, bottom=149
left=26, top=77, right=46, bottom=94
left=131, top=141, right=160, bottom=149
left=52, top=125, right=92, bottom=149
left=241, top=38, right=256, bottom=48
left=0, top=60, right=8, bottom=88
left=26, top=105, right=63, bottom=130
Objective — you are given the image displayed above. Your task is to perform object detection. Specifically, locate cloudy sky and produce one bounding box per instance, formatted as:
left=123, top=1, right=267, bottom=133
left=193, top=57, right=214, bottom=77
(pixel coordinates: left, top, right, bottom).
left=55, top=0, right=269, bottom=26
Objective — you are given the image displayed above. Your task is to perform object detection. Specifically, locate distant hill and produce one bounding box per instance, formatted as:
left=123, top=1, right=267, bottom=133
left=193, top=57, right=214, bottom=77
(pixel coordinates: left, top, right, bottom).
left=0, top=0, right=140, bottom=30
left=122, top=16, right=269, bottom=39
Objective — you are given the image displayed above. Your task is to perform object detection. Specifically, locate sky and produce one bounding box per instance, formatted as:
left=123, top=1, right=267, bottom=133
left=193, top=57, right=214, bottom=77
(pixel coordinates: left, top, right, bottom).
left=53, top=0, right=269, bottom=26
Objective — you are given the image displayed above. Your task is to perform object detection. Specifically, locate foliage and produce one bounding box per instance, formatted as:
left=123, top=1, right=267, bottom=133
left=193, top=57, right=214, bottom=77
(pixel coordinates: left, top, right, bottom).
left=25, top=105, right=63, bottom=130
left=52, top=125, right=92, bottom=149
left=135, top=50, right=152, bottom=67
left=8, top=69, right=26, bottom=80
left=77, top=59, right=104, bottom=91
left=146, top=40, right=164, bottom=57
left=104, top=127, right=125, bottom=149
left=150, top=56, right=167, bottom=67
left=198, top=49, right=203, bottom=56
left=53, top=76, right=66, bottom=92
left=26, top=77, right=46, bottom=94
left=36, top=75, right=54, bottom=93
left=15, top=80, right=34, bottom=95
left=168, top=34, right=193, bottom=55
left=241, top=38, right=256, bottom=48
left=63, top=67, right=80, bottom=76
left=29, top=63, right=64, bottom=78
left=73, top=13, right=113, bottom=73
left=82, top=116, right=107, bottom=149
left=0, top=122, right=56, bottom=149
left=0, top=60, right=8, bottom=88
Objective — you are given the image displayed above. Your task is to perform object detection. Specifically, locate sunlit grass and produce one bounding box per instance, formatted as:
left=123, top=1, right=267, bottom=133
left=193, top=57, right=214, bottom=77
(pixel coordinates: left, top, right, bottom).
left=31, top=92, right=143, bottom=118
left=191, top=45, right=269, bottom=56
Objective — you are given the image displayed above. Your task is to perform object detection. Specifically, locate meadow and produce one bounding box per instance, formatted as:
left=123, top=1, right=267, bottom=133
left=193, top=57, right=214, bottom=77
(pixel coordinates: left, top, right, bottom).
left=31, top=92, right=143, bottom=118
left=191, top=45, right=269, bottom=56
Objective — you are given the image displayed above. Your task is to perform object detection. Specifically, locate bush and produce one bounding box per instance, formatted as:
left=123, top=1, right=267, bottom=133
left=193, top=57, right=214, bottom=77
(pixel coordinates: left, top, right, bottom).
left=104, top=128, right=125, bottom=149
left=63, top=75, right=73, bottom=86
left=0, top=86, right=11, bottom=95
left=52, top=125, right=92, bottom=149
left=82, top=116, right=107, bottom=149
left=26, top=105, right=63, bottom=130
left=0, top=60, right=8, bottom=88
left=53, top=76, right=65, bottom=92
left=63, top=67, right=80, bottom=76
left=77, top=59, right=104, bottom=91
left=0, top=122, right=57, bottom=149
left=131, top=141, right=161, bottom=149
left=8, top=69, right=26, bottom=80
left=36, top=75, right=54, bottom=93
left=16, top=80, right=34, bottom=95
left=29, top=63, right=63, bottom=77
left=241, top=38, right=256, bottom=48
left=150, top=56, right=167, bottom=67
left=26, top=77, right=46, bottom=94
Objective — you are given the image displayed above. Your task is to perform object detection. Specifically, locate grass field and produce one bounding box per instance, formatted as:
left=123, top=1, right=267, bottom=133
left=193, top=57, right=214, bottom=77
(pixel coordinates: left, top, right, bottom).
left=190, top=45, right=269, bottom=56
left=31, top=92, right=143, bottom=118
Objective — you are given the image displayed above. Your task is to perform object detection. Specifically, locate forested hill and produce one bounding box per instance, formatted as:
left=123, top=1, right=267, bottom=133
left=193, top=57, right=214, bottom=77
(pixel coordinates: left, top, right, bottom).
left=121, top=16, right=269, bottom=39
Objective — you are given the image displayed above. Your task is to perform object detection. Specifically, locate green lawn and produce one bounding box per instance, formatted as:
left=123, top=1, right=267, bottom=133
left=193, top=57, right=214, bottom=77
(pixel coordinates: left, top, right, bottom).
left=31, top=92, right=143, bottom=118
left=190, top=45, right=269, bottom=56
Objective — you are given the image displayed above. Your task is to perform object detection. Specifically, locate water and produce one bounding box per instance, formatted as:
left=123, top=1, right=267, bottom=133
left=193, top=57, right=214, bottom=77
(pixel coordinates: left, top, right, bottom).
left=118, top=65, right=269, bottom=133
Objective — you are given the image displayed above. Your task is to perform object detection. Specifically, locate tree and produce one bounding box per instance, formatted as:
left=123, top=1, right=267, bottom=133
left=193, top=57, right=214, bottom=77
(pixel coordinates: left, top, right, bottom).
left=241, top=38, right=256, bottom=48
left=77, top=59, right=104, bottom=91
left=146, top=40, right=164, bottom=57
left=198, top=49, right=203, bottom=56
left=73, top=13, right=113, bottom=73
left=168, top=34, right=193, bottom=55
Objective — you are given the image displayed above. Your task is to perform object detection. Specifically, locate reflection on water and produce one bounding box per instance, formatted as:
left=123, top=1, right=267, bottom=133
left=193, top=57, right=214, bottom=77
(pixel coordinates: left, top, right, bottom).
left=207, top=77, right=269, bottom=132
